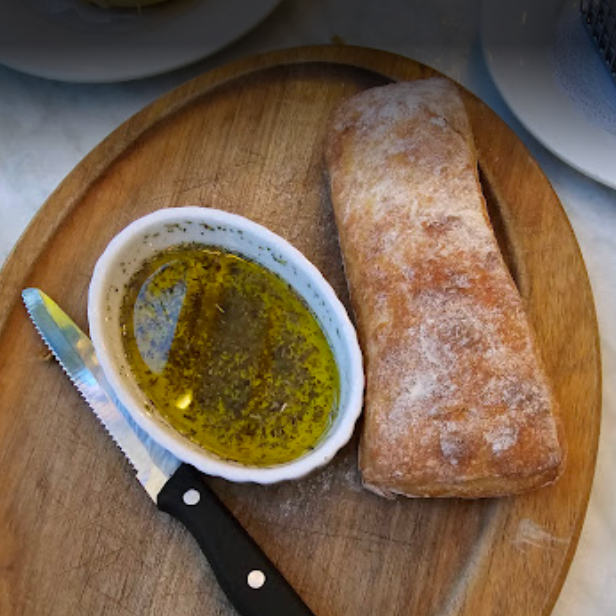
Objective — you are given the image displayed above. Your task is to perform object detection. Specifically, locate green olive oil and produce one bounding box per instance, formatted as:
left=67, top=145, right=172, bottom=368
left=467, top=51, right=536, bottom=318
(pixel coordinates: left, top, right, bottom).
left=120, top=244, right=339, bottom=466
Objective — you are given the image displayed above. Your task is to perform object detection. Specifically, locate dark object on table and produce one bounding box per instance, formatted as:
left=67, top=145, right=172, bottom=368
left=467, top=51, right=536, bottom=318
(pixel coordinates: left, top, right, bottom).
left=581, top=0, right=616, bottom=83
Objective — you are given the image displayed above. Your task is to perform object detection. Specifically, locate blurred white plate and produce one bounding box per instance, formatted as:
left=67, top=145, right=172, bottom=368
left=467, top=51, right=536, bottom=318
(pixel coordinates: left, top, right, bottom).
left=481, top=0, right=616, bottom=189
left=0, top=0, right=281, bottom=83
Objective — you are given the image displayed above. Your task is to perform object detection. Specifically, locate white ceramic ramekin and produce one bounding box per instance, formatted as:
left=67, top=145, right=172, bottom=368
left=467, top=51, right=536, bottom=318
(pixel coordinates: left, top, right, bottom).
left=88, top=207, right=364, bottom=484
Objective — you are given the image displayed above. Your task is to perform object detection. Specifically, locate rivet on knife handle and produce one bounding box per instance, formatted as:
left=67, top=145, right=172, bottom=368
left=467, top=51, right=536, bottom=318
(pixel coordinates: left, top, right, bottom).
left=157, top=464, right=315, bottom=616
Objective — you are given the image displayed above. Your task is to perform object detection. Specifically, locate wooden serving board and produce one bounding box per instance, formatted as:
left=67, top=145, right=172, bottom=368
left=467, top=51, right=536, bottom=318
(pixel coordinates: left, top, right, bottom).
left=0, top=46, right=601, bottom=616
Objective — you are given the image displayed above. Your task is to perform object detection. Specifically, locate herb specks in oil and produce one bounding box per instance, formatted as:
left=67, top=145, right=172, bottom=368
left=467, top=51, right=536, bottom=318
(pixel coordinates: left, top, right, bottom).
left=120, top=243, right=339, bottom=466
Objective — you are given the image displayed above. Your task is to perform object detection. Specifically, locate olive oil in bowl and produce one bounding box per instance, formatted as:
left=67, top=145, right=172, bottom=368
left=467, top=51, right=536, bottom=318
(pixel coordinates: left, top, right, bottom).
left=120, top=243, right=340, bottom=467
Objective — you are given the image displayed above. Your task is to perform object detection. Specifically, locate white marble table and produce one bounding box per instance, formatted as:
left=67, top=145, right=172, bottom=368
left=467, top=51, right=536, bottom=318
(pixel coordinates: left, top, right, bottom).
left=0, top=1, right=614, bottom=614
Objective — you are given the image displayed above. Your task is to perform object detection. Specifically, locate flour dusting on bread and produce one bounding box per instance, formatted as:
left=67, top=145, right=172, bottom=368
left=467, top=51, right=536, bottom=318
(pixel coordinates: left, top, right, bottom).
left=325, top=78, right=565, bottom=498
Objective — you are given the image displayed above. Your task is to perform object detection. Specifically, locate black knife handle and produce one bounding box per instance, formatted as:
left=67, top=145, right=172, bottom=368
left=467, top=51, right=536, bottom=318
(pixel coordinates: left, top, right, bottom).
left=157, top=463, right=316, bottom=616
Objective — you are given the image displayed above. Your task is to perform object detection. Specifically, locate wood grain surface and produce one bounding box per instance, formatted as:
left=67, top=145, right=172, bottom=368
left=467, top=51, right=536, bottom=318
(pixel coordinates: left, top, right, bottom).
left=0, top=46, right=601, bottom=616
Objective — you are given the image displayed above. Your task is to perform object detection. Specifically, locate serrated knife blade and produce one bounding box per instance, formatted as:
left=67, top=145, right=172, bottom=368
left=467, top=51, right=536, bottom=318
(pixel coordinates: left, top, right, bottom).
left=22, top=287, right=315, bottom=616
left=22, top=287, right=180, bottom=499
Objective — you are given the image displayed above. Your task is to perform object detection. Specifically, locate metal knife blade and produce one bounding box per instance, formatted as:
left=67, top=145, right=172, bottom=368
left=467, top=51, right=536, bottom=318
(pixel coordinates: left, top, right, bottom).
left=22, top=287, right=180, bottom=499
left=21, top=287, right=316, bottom=616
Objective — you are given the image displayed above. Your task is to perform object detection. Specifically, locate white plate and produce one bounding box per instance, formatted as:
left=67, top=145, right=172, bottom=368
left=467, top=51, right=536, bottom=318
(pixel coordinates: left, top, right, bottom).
left=0, top=0, right=281, bottom=83
left=481, top=0, right=616, bottom=189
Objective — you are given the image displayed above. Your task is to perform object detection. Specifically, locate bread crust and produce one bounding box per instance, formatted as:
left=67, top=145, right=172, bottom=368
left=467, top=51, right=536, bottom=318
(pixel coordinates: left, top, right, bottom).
left=325, top=78, right=565, bottom=498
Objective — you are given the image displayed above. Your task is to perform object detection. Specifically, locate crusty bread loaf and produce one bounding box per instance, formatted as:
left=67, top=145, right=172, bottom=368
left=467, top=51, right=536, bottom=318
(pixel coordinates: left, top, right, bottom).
left=324, top=78, right=565, bottom=498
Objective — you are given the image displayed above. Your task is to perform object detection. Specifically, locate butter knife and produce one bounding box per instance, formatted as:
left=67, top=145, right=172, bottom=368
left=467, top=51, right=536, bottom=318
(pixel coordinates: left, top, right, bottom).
left=22, top=287, right=315, bottom=616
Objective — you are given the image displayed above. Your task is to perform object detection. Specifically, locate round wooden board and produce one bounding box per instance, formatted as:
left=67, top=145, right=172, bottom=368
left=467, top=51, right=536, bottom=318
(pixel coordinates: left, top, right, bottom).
left=0, top=46, right=601, bottom=616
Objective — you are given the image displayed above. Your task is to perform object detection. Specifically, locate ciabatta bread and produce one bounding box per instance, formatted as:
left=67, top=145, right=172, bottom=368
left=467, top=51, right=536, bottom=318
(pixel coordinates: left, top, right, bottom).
left=324, top=78, right=565, bottom=498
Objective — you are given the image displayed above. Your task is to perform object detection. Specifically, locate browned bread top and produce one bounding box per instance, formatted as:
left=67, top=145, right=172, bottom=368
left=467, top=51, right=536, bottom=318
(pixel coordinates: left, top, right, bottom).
left=325, top=78, right=565, bottom=498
